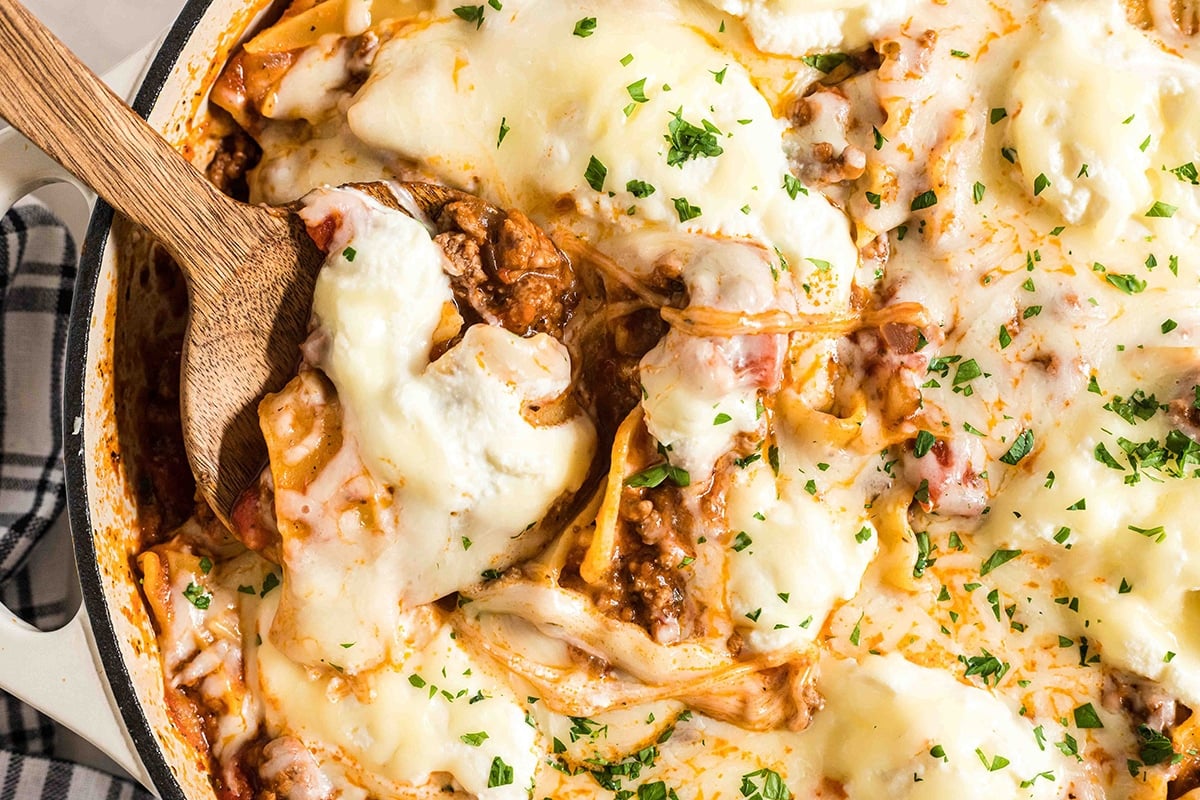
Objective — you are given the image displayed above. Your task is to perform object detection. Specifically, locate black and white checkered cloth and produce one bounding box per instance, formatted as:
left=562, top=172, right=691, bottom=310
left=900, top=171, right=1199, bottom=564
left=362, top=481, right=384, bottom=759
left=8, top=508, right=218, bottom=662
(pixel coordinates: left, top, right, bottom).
left=0, top=202, right=152, bottom=799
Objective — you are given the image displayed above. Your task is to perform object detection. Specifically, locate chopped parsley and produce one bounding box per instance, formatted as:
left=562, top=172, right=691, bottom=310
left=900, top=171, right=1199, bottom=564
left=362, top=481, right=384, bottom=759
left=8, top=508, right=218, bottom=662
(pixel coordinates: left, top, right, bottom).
left=672, top=196, right=702, bottom=222
left=626, top=179, right=656, bottom=198
left=912, top=531, right=936, bottom=578
left=801, top=52, right=849, bottom=73
left=980, top=548, right=1023, bottom=576
left=664, top=109, right=724, bottom=167
left=1073, top=703, right=1104, bottom=729
left=732, top=532, right=753, bottom=552
left=739, top=768, right=792, bottom=800
left=625, top=463, right=690, bottom=488
left=487, top=757, right=514, bottom=787
left=461, top=731, right=490, bottom=746
left=910, top=189, right=938, bottom=211
left=182, top=582, right=211, bottom=610
left=572, top=16, right=597, bottom=36
left=1146, top=201, right=1178, bottom=218
left=975, top=749, right=1011, bottom=772
left=584, top=156, right=608, bottom=192
left=260, top=572, right=280, bottom=597
left=452, top=5, right=486, bottom=28
left=1170, top=161, right=1199, bottom=184
left=783, top=174, right=808, bottom=199
left=626, top=78, right=649, bottom=104
left=960, top=649, right=1010, bottom=687
left=1105, top=272, right=1147, bottom=294
left=913, top=431, right=937, bottom=458
left=1136, top=725, right=1179, bottom=766
left=497, top=117, right=510, bottom=147
left=1033, top=173, right=1050, bottom=196
left=999, top=429, right=1035, bottom=465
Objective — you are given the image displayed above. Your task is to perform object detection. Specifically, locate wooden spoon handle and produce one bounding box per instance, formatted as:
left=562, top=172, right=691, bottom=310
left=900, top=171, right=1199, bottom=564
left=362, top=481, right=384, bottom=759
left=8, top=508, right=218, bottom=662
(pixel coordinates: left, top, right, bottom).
left=0, top=0, right=247, bottom=280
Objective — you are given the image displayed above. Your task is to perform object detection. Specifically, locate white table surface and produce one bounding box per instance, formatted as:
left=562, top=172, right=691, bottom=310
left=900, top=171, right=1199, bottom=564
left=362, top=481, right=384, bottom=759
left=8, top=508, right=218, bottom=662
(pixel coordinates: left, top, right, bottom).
left=15, top=0, right=191, bottom=236
left=23, top=0, right=189, bottom=76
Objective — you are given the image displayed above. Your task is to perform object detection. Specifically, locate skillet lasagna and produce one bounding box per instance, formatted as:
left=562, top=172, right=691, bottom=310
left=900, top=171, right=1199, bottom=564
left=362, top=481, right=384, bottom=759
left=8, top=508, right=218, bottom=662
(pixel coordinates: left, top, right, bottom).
left=135, top=0, right=1200, bottom=797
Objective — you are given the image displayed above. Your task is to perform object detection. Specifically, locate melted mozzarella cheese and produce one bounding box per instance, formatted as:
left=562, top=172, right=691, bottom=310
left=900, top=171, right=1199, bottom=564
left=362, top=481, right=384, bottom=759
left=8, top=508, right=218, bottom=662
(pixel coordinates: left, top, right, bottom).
left=724, top=410, right=878, bottom=653
left=253, top=594, right=539, bottom=800
left=345, top=0, right=857, bottom=276
left=1008, top=0, right=1163, bottom=231
left=599, top=232, right=853, bottom=478
left=273, top=189, right=594, bottom=671
left=705, top=0, right=914, bottom=55
left=307, top=190, right=595, bottom=596
left=983, top=391, right=1200, bottom=707
left=808, top=655, right=1064, bottom=799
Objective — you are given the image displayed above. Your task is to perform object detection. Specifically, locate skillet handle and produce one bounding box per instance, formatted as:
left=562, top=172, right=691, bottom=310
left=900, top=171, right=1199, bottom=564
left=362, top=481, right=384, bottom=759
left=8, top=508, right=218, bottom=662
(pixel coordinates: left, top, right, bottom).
left=0, top=43, right=159, bottom=790
left=0, top=606, right=151, bottom=785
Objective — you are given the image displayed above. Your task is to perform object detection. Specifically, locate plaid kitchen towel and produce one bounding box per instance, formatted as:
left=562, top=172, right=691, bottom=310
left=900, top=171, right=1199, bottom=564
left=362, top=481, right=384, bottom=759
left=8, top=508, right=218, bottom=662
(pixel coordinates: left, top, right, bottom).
left=0, top=201, right=152, bottom=799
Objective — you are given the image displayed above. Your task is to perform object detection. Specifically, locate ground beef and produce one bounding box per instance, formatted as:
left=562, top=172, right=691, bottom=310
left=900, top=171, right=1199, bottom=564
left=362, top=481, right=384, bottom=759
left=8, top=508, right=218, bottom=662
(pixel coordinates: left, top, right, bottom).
left=432, top=196, right=578, bottom=338
left=205, top=130, right=262, bottom=202
left=581, top=481, right=698, bottom=644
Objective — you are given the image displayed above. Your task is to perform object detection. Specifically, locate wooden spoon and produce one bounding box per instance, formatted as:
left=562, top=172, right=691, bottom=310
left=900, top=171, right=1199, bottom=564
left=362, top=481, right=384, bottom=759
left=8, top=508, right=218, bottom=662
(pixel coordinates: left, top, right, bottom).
left=0, top=0, right=461, bottom=526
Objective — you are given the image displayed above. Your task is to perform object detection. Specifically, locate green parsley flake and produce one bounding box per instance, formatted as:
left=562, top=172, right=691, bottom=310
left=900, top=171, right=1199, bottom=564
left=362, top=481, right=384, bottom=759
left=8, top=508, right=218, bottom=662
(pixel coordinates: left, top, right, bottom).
left=1033, top=173, right=1050, bottom=196
left=573, top=16, right=596, bottom=36
left=913, top=430, right=937, bottom=458
left=980, top=549, right=1023, bottom=576
left=665, top=109, right=724, bottom=167
left=672, top=196, right=702, bottom=222
left=626, top=179, right=655, bottom=198
left=973, top=181, right=986, bottom=204
left=584, top=156, right=608, bottom=192
left=625, top=463, right=690, bottom=488
left=999, top=429, right=1035, bottom=465
left=990, top=107, right=1008, bottom=124
left=711, top=66, right=728, bottom=84
left=1129, top=524, right=1167, bottom=543
left=487, top=757, right=514, bottom=788
left=739, top=768, right=792, bottom=800
left=626, top=77, right=648, bottom=103
left=182, top=582, right=211, bottom=610
left=910, top=189, right=938, bottom=211
left=461, top=731, right=490, bottom=746
left=783, top=174, right=808, bottom=199
left=260, top=572, right=280, bottom=597
left=496, top=117, right=510, bottom=148
left=1146, top=201, right=1178, bottom=218
left=801, top=52, right=849, bottom=73
left=1073, top=704, right=1104, bottom=729
left=452, top=5, right=486, bottom=29
left=732, top=532, right=753, bottom=552
left=341, top=247, right=357, bottom=262
left=1105, top=272, right=1148, bottom=294
left=713, top=412, right=732, bottom=425
left=1169, top=161, right=1199, bottom=184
